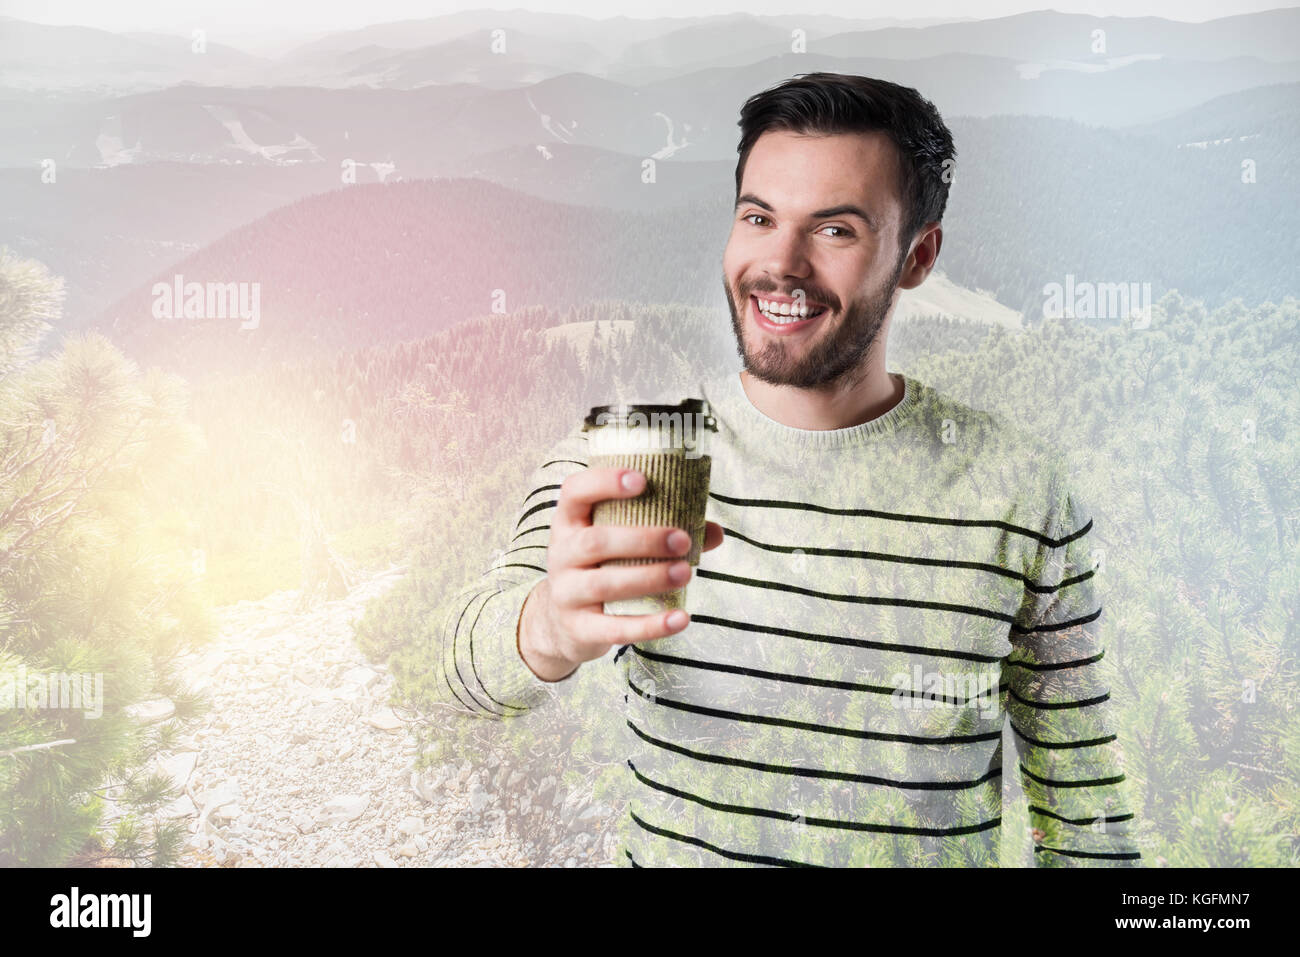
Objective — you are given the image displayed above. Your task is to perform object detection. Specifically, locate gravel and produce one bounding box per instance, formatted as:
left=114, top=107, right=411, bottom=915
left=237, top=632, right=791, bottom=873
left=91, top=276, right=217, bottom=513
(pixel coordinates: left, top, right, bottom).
left=116, top=565, right=621, bottom=868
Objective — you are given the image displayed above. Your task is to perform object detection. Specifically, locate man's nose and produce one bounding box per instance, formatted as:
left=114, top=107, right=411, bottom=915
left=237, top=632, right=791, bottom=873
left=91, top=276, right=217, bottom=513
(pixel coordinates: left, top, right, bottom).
left=765, top=228, right=812, bottom=279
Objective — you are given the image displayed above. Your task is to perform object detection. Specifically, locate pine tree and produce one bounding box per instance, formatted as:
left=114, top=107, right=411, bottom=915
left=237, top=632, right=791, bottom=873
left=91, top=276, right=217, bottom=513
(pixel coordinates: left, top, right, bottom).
left=0, top=249, right=213, bottom=866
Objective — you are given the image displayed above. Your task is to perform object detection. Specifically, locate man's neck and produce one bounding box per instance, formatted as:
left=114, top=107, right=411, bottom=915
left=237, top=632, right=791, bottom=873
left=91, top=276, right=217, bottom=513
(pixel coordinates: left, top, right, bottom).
left=737, top=362, right=905, bottom=432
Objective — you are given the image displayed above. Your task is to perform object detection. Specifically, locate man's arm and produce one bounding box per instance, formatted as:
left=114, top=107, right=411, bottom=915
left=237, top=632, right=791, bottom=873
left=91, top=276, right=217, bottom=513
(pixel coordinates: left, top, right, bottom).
left=1004, top=473, right=1143, bottom=866
left=433, top=420, right=588, bottom=717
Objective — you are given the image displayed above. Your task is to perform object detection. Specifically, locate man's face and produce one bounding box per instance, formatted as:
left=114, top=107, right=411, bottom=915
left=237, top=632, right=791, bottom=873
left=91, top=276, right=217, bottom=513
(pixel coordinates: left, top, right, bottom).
left=722, top=129, right=910, bottom=390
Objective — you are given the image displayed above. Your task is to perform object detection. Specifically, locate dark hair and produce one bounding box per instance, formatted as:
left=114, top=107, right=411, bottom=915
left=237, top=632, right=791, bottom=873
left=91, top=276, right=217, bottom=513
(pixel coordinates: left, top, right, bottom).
left=735, top=72, right=955, bottom=265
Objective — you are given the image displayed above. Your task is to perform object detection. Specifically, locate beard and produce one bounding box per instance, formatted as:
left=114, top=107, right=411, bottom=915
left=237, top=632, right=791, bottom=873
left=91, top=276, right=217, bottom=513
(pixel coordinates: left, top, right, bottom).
left=723, top=250, right=907, bottom=391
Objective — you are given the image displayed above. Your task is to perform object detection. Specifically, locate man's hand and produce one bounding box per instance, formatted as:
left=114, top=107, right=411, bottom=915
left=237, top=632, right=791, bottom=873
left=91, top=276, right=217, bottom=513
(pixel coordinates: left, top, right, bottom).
left=517, top=467, right=724, bottom=682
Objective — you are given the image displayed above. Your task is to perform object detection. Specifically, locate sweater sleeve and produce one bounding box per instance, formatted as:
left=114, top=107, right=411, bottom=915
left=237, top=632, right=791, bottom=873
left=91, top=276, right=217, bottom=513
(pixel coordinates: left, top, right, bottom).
left=1004, top=472, right=1143, bottom=866
left=434, top=420, right=590, bottom=718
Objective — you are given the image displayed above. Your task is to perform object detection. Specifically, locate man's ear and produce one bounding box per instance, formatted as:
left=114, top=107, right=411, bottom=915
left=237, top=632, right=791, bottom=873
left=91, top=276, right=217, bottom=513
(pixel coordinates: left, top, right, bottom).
left=897, top=224, right=942, bottom=291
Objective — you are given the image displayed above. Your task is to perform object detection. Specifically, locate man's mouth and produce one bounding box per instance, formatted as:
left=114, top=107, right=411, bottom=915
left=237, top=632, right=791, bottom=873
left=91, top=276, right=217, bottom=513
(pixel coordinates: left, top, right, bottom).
left=750, top=294, right=828, bottom=331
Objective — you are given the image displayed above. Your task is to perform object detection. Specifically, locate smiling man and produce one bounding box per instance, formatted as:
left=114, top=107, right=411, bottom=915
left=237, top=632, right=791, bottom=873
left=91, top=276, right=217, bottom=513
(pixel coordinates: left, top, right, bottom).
left=436, top=73, right=1142, bottom=868
left=723, top=124, right=918, bottom=415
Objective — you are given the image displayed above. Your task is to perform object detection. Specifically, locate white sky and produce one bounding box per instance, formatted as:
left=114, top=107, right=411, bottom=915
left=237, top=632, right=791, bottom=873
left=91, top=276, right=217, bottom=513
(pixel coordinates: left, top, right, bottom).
left=2, top=0, right=1293, bottom=33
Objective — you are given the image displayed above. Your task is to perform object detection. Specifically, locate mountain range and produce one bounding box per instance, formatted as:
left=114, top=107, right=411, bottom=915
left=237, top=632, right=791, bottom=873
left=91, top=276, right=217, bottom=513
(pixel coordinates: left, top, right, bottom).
left=2, top=8, right=1294, bottom=372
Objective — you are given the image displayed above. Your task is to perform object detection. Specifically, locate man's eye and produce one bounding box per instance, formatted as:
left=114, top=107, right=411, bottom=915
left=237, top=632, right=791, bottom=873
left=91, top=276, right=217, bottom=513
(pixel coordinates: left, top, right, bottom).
left=743, top=213, right=769, bottom=226
left=821, top=225, right=853, bottom=238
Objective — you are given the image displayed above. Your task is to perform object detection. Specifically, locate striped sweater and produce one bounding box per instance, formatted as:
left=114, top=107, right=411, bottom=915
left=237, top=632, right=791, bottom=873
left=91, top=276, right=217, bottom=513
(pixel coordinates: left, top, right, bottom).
left=436, top=369, right=1143, bottom=867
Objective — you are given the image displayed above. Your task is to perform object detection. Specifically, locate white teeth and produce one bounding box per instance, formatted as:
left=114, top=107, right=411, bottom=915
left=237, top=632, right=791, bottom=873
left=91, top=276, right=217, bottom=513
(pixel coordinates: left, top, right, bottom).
left=757, top=297, right=821, bottom=323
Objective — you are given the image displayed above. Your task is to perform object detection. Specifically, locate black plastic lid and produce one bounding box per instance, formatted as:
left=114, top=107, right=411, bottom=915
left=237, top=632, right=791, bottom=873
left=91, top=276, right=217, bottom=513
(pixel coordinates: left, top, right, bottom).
left=583, top=397, right=716, bottom=431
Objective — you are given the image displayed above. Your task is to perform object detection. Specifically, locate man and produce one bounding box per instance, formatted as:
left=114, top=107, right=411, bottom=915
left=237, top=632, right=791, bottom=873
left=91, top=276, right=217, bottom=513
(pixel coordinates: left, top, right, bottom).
left=437, top=73, right=1142, bottom=867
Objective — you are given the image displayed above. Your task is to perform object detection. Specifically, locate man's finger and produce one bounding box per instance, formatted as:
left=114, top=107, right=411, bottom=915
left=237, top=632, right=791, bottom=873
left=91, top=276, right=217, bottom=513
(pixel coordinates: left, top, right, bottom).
left=576, top=607, right=691, bottom=648
left=555, top=467, right=644, bottom=530
left=702, top=521, right=725, bottom=552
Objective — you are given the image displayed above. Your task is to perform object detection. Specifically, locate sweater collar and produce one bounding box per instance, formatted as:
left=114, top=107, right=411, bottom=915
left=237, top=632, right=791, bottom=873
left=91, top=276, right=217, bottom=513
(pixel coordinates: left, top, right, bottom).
left=701, top=368, right=921, bottom=451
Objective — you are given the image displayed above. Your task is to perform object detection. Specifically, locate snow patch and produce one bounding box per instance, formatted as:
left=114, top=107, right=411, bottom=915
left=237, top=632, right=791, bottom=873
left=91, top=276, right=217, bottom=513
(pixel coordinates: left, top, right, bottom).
left=1017, top=53, right=1163, bottom=80
left=201, top=104, right=323, bottom=163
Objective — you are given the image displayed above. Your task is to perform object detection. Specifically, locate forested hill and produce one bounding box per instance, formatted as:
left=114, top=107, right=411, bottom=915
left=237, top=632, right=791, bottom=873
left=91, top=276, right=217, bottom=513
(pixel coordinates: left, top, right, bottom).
left=941, top=96, right=1297, bottom=319
left=93, top=178, right=732, bottom=379
left=1123, top=81, right=1300, bottom=144
left=91, top=91, right=1296, bottom=380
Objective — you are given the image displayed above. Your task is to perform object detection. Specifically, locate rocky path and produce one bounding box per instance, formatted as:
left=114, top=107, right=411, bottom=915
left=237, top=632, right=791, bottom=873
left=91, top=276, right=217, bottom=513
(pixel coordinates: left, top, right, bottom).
left=105, top=564, right=617, bottom=867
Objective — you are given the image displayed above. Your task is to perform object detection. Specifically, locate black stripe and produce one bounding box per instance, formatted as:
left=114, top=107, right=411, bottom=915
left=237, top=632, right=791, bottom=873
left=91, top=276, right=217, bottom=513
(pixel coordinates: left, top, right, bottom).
left=521, top=484, right=561, bottom=506
left=511, top=524, right=550, bottom=542
left=449, top=590, right=508, bottom=716
left=1003, top=650, right=1104, bottom=671
left=629, top=809, right=822, bottom=867
left=1009, top=720, right=1117, bottom=750
left=1029, top=571, right=1094, bottom=595
left=466, top=590, right=528, bottom=713
left=443, top=589, right=498, bottom=715
left=1028, top=804, right=1135, bottom=826
left=441, top=669, right=476, bottom=716
left=708, top=489, right=1092, bottom=549
left=1019, top=764, right=1126, bottom=789
left=513, top=499, right=557, bottom=532
left=688, top=612, right=1005, bottom=664
left=627, top=674, right=1001, bottom=746
left=488, top=562, right=546, bottom=574
left=631, top=643, right=1007, bottom=705
left=1014, top=607, right=1102, bottom=634
left=625, top=849, right=641, bottom=867
left=1033, top=845, right=1141, bottom=861
left=1008, top=686, right=1110, bottom=710
left=540, top=459, right=586, bottom=470
left=716, top=524, right=1094, bottom=594
left=500, top=544, right=546, bottom=556
left=627, top=719, right=1002, bottom=790
left=628, top=759, right=1002, bottom=837
left=696, top=568, right=1016, bottom=625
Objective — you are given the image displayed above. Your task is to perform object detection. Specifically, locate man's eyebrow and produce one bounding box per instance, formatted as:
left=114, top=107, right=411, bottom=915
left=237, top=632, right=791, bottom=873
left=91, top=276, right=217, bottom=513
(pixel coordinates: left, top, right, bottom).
left=735, top=193, right=879, bottom=233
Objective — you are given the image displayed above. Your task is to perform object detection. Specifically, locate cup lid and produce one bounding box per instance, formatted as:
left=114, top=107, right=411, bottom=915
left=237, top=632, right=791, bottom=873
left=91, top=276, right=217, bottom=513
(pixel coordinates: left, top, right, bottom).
left=583, top=397, right=717, bottom=432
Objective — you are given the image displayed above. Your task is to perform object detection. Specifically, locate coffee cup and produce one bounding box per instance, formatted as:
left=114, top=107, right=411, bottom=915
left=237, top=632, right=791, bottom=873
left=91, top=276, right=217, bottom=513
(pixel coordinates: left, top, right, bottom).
left=582, top=398, right=717, bottom=615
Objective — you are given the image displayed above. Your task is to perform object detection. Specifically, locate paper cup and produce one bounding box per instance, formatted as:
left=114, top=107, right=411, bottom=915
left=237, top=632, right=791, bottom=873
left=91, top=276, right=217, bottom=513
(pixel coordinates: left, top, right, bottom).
left=583, top=398, right=716, bottom=615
